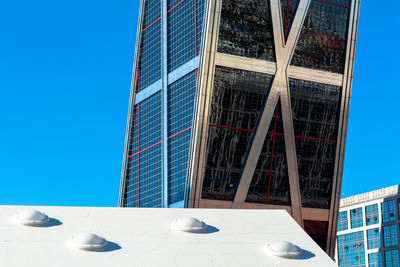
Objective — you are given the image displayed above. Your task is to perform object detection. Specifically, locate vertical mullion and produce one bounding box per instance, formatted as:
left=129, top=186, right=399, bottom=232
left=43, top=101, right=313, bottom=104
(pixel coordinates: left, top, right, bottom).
left=161, top=0, right=169, bottom=207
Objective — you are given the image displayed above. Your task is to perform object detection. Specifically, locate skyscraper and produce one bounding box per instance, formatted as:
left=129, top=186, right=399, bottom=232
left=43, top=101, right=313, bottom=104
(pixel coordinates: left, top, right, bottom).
left=119, top=0, right=360, bottom=257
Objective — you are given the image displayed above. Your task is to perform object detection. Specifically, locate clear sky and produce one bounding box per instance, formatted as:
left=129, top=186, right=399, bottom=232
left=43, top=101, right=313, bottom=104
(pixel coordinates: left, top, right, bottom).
left=1, top=0, right=399, bottom=207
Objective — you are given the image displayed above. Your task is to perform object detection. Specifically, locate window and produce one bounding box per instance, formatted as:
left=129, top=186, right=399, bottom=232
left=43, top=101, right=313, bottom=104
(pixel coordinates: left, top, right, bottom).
left=291, top=0, right=351, bottom=73
left=365, top=204, right=379, bottom=226
left=289, top=78, right=342, bottom=209
left=338, top=211, right=349, bottom=231
left=201, top=67, right=274, bottom=201
left=385, top=249, right=399, bottom=267
left=245, top=99, right=291, bottom=206
left=382, top=200, right=397, bottom=223
left=368, top=252, right=382, bottom=267
left=350, top=208, right=363, bottom=229
left=383, top=224, right=398, bottom=247
left=337, top=231, right=365, bottom=267
left=366, top=228, right=380, bottom=249
left=218, top=0, right=275, bottom=61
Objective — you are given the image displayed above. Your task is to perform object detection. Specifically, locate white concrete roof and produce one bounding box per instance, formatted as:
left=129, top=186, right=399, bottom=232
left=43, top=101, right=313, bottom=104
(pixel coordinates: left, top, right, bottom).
left=0, top=206, right=336, bottom=267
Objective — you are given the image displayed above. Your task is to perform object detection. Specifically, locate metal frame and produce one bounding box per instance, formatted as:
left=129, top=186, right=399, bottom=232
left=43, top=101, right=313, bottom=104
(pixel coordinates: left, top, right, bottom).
left=187, top=0, right=221, bottom=208
left=326, top=0, right=361, bottom=256
left=121, top=0, right=361, bottom=258
left=187, top=0, right=360, bottom=257
left=118, top=0, right=145, bottom=207
left=161, top=0, right=169, bottom=208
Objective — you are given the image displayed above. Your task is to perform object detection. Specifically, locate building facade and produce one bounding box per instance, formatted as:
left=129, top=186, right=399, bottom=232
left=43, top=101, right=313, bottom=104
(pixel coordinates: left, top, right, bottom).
left=119, top=0, right=361, bottom=257
left=335, top=185, right=400, bottom=267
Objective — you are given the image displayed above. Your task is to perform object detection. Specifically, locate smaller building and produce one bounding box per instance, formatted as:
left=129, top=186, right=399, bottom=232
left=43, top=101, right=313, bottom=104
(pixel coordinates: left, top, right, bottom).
left=335, top=185, right=400, bottom=266
left=0, top=206, right=336, bottom=267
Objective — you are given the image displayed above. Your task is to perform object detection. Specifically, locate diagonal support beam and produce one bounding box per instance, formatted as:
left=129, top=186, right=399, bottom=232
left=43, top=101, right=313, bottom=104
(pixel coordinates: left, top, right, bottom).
left=232, top=0, right=311, bottom=226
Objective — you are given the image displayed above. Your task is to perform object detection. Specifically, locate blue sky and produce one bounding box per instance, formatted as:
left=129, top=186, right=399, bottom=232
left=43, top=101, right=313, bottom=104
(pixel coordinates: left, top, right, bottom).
left=0, top=0, right=399, bottom=207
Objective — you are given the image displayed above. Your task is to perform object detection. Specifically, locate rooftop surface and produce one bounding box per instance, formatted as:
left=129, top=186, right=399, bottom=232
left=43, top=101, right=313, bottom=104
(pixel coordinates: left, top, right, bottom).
left=0, top=206, right=335, bottom=267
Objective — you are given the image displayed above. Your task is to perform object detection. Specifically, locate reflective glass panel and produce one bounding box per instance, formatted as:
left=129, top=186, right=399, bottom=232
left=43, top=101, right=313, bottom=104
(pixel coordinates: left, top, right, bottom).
left=304, top=220, right=328, bottom=251
left=201, top=66, right=273, bottom=201
left=245, top=99, right=291, bottom=205
left=218, top=0, right=275, bottom=61
left=291, top=0, right=351, bottom=73
left=289, top=78, right=342, bottom=208
left=337, top=231, right=366, bottom=267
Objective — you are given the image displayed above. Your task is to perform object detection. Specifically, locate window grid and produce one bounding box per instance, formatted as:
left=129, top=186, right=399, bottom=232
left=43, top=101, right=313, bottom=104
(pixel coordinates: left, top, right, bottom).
left=167, top=0, right=197, bottom=72
left=217, top=0, right=275, bottom=61
left=280, top=0, right=300, bottom=42
left=337, top=231, right=366, bottom=267
left=338, top=211, right=349, bottom=232
left=201, top=67, right=274, bottom=201
left=245, top=99, right=291, bottom=206
left=291, top=0, right=351, bottom=73
left=366, top=228, right=380, bottom=250
left=289, top=78, right=342, bottom=209
left=383, top=224, right=398, bottom=247
left=350, top=208, right=363, bottom=229
left=167, top=71, right=197, bottom=205
left=382, top=200, right=397, bottom=223
left=137, top=0, right=162, bottom=90
left=125, top=92, right=162, bottom=208
left=365, top=204, right=379, bottom=226
left=385, top=249, right=400, bottom=267
left=368, top=252, right=382, bottom=267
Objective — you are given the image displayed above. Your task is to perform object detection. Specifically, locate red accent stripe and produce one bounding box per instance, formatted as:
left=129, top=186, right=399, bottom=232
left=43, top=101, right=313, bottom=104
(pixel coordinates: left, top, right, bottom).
left=209, top=124, right=256, bottom=132
left=168, top=0, right=186, bottom=14
left=267, top=100, right=279, bottom=204
left=295, top=135, right=337, bottom=142
left=268, top=132, right=284, bottom=136
left=141, top=0, right=187, bottom=32
left=268, top=132, right=336, bottom=142
left=284, top=0, right=290, bottom=40
left=315, top=0, right=350, bottom=8
left=129, top=141, right=162, bottom=157
left=137, top=103, right=141, bottom=207
left=129, top=127, right=192, bottom=158
left=141, top=17, right=161, bottom=32
left=167, top=126, right=192, bottom=140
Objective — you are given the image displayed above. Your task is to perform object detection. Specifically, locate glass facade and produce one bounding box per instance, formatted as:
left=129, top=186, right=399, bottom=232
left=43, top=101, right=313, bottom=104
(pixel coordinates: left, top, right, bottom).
left=167, top=71, right=197, bottom=205
left=201, top=66, right=273, bottom=201
left=337, top=231, right=366, bottom=267
left=291, top=0, right=351, bottom=73
left=338, top=211, right=349, bottom=231
left=137, top=0, right=162, bottom=90
left=122, top=0, right=360, bottom=256
left=366, top=228, right=380, bottom=249
left=289, top=78, right=342, bottom=209
left=167, top=0, right=205, bottom=72
left=217, top=0, right=275, bottom=61
left=383, top=224, right=398, bottom=248
left=245, top=99, right=291, bottom=205
left=280, top=0, right=300, bottom=42
left=365, top=204, right=379, bottom=226
left=122, top=0, right=207, bottom=208
left=304, top=220, right=328, bottom=251
left=382, top=200, right=397, bottom=223
left=125, top=93, right=163, bottom=207
left=385, top=250, right=400, bottom=267
left=368, top=252, right=382, bottom=267
left=350, top=208, right=363, bottom=229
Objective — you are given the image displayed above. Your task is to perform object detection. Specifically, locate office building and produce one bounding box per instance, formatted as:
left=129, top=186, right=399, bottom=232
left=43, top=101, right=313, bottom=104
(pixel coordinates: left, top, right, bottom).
left=335, top=185, right=400, bottom=266
left=119, top=0, right=361, bottom=257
